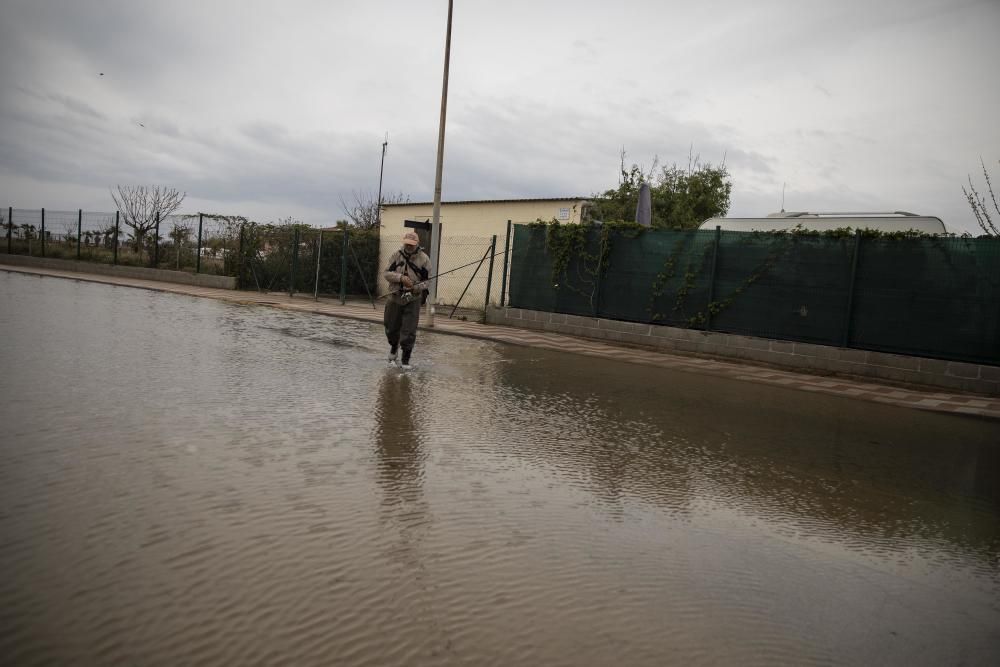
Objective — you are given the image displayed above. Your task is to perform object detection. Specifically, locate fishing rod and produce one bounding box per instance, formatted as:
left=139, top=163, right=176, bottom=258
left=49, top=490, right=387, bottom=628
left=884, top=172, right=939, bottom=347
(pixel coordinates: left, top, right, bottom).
left=376, top=245, right=516, bottom=301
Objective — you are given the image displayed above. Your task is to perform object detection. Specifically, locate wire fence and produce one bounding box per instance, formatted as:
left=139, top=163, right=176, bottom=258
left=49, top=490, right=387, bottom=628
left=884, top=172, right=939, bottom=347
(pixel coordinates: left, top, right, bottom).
left=0, top=208, right=242, bottom=275
left=435, top=235, right=499, bottom=314
left=377, top=234, right=500, bottom=316
left=507, top=224, right=1000, bottom=365
left=9, top=206, right=996, bottom=364
left=1, top=209, right=501, bottom=312
left=241, top=225, right=380, bottom=300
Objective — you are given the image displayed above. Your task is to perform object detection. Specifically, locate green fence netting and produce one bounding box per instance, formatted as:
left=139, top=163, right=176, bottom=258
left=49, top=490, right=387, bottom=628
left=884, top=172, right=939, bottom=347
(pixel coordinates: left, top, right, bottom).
left=508, top=224, right=1000, bottom=365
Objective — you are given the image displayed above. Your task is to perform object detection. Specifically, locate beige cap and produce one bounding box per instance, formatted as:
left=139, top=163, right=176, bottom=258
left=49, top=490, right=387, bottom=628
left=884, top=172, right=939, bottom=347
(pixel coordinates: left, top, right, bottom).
left=402, top=231, right=419, bottom=246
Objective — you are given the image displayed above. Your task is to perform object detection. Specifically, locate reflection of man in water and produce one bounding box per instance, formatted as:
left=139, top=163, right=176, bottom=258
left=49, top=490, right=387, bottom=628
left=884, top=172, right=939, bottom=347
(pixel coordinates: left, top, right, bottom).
left=382, top=231, right=430, bottom=369
left=372, top=374, right=426, bottom=505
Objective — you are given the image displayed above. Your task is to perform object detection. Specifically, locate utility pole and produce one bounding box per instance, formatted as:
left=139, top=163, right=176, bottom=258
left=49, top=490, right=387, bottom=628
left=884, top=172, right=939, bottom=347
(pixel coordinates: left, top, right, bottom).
left=427, top=0, right=453, bottom=328
left=376, top=134, right=388, bottom=229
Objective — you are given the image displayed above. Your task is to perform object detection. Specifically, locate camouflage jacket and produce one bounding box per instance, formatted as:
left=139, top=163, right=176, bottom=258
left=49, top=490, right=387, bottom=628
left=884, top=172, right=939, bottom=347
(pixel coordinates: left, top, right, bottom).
left=383, top=247, right=431, bottom=304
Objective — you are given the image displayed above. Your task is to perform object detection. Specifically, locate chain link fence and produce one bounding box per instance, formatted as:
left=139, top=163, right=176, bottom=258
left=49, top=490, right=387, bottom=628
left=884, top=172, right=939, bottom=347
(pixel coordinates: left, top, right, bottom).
left=240, top=224, right=379, bottom=299
left=378, top=233, right=499, bottom=317
left=0, top=209, right=385, bottom=297
left=0, top=208, right=244, bottom=274
left=435, top=235, right=499, bottom=315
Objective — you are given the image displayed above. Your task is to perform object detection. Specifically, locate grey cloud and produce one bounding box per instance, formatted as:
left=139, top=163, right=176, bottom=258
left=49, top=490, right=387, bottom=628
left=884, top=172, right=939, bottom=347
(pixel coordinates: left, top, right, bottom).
left=48, top=93, right=107, bottom=120
left=1, top=0, right=996, bottom=235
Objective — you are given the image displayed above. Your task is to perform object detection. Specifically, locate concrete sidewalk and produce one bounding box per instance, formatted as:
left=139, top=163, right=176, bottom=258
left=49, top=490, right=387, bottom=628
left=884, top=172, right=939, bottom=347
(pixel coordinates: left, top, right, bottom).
left=4, top=262, right=1000, bottom=420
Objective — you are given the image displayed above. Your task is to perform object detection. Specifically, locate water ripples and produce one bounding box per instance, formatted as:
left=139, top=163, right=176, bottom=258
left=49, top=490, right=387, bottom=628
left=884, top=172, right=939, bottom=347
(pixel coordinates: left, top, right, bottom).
left=1, top=272, right=999, bottom=665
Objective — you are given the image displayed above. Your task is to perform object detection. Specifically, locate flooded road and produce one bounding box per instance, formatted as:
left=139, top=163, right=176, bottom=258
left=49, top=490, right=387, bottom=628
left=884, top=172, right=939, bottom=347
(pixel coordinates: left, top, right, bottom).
left=1, top=271, right=998, bottom=666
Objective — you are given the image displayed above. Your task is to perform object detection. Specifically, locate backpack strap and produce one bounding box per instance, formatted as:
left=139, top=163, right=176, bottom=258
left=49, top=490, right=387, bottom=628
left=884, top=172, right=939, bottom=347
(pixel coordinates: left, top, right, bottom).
left=401, top=253, right=429, bottom=281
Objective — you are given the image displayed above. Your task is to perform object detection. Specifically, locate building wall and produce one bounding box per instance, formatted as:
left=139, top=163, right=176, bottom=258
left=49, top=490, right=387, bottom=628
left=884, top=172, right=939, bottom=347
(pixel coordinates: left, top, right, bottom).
left=378, top=199, right=586, bottom=307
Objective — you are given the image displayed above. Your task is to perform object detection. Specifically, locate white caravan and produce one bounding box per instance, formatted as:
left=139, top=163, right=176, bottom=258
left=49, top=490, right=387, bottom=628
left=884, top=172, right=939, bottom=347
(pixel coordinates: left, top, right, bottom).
left=699, top=211, right=947, bottom=234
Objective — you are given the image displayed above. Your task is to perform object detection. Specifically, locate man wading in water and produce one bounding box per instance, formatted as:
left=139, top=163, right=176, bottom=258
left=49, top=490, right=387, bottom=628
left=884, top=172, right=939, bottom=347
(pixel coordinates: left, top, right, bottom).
left=383, top=231, right=430, bottom=369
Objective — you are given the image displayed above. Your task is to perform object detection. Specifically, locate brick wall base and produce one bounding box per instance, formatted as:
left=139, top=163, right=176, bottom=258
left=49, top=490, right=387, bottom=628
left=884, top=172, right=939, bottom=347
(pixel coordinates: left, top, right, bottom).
left=486, top=306, right=999, bottom=396
left=0, top=254, right=237, bottom=290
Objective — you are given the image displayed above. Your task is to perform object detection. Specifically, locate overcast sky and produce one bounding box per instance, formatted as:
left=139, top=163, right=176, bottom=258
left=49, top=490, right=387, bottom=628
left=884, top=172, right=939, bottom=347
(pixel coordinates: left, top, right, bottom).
left=1, top=0, right=998, bottom=232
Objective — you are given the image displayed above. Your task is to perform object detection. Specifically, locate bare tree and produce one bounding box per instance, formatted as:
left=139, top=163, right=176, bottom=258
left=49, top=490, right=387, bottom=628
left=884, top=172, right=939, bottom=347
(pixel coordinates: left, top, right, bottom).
left=110, top=185, right=186, bottom=254
left=340, top=189, right=410, bottom=229
left=963, top=158, right=999, bottom=237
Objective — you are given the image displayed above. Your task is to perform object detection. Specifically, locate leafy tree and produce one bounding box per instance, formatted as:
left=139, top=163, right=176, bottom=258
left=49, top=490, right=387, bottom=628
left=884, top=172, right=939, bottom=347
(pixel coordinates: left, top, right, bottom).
left=167, top=223, right=193, bottom=268
left=588, top=152, right=732, bottom=230
left=168, top=222, right=192, bottom=245
left=963, top=158, right=999, bottom=237
left=100, top=225, right=117, bottom=249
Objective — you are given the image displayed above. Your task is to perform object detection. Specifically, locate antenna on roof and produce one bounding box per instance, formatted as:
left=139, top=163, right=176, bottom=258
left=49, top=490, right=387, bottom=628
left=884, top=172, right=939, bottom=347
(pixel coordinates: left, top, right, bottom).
left=376, top=132, right=388, bottom=228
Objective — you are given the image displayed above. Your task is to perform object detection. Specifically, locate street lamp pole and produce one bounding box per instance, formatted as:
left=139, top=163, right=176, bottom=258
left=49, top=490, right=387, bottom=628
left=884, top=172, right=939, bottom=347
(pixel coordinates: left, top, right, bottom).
left=427, top=0, right=453, bottom=328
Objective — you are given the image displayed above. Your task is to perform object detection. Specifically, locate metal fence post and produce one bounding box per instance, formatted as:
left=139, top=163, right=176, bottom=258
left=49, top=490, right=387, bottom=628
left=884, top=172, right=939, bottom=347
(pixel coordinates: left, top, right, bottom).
left=499, top=219, right=512, bottom=307
left=842, top=229, right=863, bottom=348
left=113, top=211, right=119, bottom=264
left=237, top=224, right=245, bottom=289
left=6, top=206, right=11, bottom=254
left=40, top=207, right=45, bottom=257
left=484, top=234, right=497, bottom=311
left=77, top=209, right=83, bottom=260
left=196, top=213, right=204, bottom=273
left=706, top=225, right=721, bottom=330
left=314, top=230, right=323, bottom=300
left=153, top=212, right=160, bottom=266
left=340, top=224, right=349, bottom=305
left=289, top=227, right=300, bottom=298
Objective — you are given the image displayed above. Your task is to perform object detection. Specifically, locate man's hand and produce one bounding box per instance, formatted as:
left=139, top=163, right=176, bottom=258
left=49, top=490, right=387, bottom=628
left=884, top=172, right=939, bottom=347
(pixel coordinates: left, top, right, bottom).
left=414, top=281, right=427, bottom=292
left=400, top=276, right=414, bottom=289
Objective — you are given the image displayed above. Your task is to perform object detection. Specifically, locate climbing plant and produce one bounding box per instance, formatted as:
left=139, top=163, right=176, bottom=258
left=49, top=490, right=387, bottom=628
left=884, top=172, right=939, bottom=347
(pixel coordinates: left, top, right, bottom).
left=531, top=218, right=645, bottom=309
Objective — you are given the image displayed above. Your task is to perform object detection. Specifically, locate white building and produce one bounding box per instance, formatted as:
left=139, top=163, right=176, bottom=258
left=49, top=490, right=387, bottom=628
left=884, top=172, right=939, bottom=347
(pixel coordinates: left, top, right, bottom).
left=379, top=198, right=587, bottom=308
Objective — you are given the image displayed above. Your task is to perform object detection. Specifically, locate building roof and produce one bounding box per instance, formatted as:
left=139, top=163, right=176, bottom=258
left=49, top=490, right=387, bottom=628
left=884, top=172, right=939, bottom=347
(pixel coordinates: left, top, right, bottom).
left=382, top=197, right=587, bottom=207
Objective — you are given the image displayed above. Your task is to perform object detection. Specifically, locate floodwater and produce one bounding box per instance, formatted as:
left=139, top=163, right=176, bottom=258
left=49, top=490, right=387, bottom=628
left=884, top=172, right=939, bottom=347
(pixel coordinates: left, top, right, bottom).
left=1, top=271, right=998, bottom=666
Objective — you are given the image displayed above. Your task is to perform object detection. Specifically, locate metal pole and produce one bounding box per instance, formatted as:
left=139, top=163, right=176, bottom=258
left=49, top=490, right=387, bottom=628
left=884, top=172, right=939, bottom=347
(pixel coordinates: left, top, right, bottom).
left=499, top=219, right=512, bottom=306
left=340, top=224, right=349, bottom=305
left=113, top=211, right=119, bottom=264
left=376, top=135, right=387, bottom=229
left=706, top=226, right=721, bottom=330
left=842, top=229, right=863, bottom=348
left=40, top=207, right=45, bottom=257
left=429, top=221, right=442, bottom=316
left=348, top=239, right=377, bottom=309
left=289, top=227, right=300, bottom=298
left=77, top=209, right=82, bottom=260
left=196, top=213, right=204, bottom=273
left=237, top=224, right=245, bottom=289
left=6, top=206, right=11, bottom=254
left=153, top=212, right=160, bottom=266
left=314, top=230, right=323, bottom=300
left=427, top=0, right=453, bottom=328
left=484, top=234, right=497, bottom=311
left=449, top=242, right=492, bottom=318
